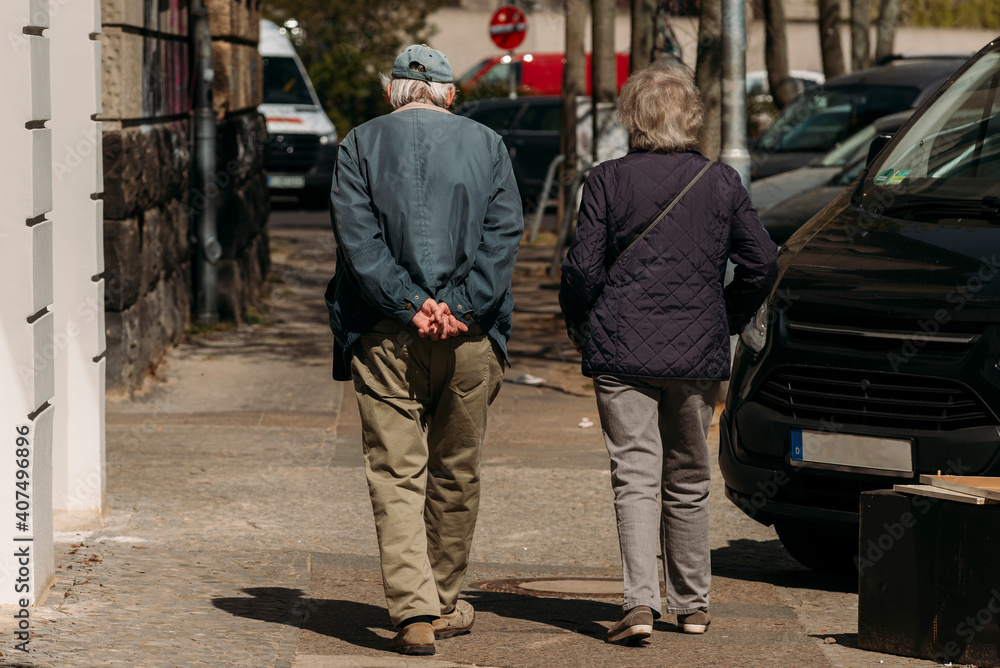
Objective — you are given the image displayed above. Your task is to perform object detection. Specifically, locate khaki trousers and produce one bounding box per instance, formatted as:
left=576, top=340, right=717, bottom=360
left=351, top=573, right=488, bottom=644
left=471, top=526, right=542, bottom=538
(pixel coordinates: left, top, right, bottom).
left=351, top=318, right=503, bottom=626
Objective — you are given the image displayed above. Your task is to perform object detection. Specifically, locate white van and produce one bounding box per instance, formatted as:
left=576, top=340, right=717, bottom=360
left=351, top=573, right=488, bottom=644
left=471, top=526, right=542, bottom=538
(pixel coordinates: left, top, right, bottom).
left=259, top=19, right=338, bottom=206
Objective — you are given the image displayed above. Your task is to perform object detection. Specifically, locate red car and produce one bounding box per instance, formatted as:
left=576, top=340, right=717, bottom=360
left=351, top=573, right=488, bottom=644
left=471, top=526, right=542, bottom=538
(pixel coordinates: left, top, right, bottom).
left=458, top=52, right=630, bottom=96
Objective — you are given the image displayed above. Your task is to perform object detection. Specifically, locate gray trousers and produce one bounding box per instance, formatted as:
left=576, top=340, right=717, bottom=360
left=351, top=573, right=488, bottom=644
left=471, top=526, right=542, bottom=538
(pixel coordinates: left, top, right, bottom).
left=593, top=375, right=720, bottom=617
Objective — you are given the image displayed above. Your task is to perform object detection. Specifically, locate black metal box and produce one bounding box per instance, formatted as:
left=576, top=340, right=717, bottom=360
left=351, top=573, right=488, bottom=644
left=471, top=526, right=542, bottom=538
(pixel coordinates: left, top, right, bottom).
left=858, top=489, right=1000, bottom=667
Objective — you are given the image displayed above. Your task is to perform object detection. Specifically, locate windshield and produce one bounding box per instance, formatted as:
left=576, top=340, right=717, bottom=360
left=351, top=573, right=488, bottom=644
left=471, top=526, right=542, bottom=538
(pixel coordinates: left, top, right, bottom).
left=458, top=59, right=492, bottom=86
left=819, top=123, right=879, bottom=167
left=263, top=56, right=315, bottom=106
left=865, top=50, right=1000, bottom=209
left=758, top=85, right=919, bottom=154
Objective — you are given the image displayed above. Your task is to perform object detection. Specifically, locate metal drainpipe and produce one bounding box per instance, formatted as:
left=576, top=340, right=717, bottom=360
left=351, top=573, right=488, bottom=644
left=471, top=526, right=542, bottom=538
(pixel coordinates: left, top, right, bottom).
left=191, top=0, right=221, bottom=324
left=720, top=0, right=750, bottom=190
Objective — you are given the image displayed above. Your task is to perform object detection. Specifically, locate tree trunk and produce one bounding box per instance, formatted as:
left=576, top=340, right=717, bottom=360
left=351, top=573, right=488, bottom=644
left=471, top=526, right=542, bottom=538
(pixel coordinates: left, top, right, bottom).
left=764, top=0, right=796, bottom=109
left=851, top=0, right=871, bottom=70
left=696, top=0, right=722, bottom=160
left=561, top=0, right=586, bottom=221
left=654, top=1, right=682, bottom=64
left=818, top=0, right=845, bottom=79
left=874, top=0, right=899, bottom=62
left=592, top=0, right=616, bottom=162
left=631, top=0, right=655, bottom=73
left=592, top=0, right=616, bottom=103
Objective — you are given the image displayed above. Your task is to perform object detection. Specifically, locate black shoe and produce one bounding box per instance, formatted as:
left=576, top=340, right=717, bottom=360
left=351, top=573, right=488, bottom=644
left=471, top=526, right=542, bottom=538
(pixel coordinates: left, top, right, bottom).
left=607, top=605, right=654, bottom=644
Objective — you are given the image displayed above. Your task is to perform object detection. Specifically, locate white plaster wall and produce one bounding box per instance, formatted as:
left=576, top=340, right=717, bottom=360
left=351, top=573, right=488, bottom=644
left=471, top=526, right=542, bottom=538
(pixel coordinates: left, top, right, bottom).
left=49, top=0, right=106, bottom=528
left=0, top=0, right=56, bottom=604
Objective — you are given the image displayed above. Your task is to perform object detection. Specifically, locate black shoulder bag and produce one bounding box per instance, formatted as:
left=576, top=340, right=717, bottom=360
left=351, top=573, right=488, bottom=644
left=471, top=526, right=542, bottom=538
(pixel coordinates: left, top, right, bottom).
left=609, top=161, right=713, bottom=270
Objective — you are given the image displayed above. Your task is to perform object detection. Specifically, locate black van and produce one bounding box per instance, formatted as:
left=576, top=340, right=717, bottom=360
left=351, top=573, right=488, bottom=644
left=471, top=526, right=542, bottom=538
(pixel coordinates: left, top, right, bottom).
left=721, top=36, right=1000, bottom=572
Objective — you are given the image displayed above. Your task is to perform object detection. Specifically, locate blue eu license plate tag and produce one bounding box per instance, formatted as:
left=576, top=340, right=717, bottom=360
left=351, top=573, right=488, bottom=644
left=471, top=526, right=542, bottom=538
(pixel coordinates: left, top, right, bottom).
left=790, top=429, right=804, bottom=461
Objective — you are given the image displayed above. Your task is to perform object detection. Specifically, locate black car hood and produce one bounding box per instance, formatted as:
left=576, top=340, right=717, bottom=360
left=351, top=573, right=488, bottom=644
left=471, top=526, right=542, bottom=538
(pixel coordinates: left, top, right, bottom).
left=761, top=185, right=847, bottom=245
left=777, top=195, right=1000, bottom=323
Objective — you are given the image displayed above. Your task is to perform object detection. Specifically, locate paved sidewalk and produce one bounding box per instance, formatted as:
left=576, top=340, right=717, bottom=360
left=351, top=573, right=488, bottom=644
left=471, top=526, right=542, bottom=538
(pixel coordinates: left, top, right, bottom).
left=0, top=212, right=942, bottom=667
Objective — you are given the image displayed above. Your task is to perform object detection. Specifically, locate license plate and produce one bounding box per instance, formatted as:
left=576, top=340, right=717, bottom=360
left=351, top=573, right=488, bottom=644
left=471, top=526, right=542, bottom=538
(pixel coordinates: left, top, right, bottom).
left=790, top=429, right=913, bottom=475
left=267, top=175, right=306, bottom=189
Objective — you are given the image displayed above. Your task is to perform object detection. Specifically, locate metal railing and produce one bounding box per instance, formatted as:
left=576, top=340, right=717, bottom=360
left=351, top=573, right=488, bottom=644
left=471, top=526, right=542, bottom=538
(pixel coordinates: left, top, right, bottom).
left=527, top=154, right=565, bottom=243
left=550, top=163, right=591, bottom=275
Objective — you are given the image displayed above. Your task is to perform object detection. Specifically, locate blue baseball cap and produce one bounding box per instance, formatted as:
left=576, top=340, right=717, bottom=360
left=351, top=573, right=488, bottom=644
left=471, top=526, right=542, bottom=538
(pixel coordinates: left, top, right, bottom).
left=392, top=44, right=453, bottom=83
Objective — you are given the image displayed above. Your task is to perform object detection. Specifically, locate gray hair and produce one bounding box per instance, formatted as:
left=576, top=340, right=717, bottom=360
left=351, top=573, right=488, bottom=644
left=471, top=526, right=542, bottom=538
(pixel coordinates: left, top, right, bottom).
left=379, top=73, right=456, bottom=109
left=617, top=60, right=704, bottom=152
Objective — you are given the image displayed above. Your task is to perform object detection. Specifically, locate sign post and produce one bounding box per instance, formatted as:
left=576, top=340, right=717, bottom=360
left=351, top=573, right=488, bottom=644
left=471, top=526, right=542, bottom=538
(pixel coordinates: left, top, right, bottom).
left=489, top=5, right=528, bottom=99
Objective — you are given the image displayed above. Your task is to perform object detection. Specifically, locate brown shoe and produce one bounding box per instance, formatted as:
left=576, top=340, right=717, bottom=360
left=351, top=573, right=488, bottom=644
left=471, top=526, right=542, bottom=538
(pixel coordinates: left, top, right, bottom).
left=677, top=609, right=711, bottom=634
left=391, top=622, right=436, bottom=655
left=433, top=600, right=475, bottom=639
left=607, top=605, right=654, bottom=644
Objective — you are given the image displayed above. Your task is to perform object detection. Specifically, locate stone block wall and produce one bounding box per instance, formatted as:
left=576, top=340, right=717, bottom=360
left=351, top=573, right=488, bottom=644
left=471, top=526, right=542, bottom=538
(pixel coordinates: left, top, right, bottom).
left=99, top=0, right=269, bottom=392
left=208, top=0, right=269, bottom=322
left=99, top=0, right=191, bottom=392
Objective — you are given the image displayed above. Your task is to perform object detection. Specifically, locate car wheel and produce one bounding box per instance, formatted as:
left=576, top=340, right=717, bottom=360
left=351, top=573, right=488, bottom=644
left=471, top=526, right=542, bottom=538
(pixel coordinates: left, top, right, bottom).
left=774, top=520, right=858, bottom=574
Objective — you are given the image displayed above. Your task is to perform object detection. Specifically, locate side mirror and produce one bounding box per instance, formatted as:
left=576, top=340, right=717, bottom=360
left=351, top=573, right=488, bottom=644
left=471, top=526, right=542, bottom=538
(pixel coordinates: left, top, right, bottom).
left=866, top=134, right=893, bottom=167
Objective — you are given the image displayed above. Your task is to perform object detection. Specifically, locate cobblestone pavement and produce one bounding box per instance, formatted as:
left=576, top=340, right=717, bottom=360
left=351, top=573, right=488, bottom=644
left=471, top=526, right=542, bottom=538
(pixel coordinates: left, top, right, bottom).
left=0, top=210, right=946, bottom=667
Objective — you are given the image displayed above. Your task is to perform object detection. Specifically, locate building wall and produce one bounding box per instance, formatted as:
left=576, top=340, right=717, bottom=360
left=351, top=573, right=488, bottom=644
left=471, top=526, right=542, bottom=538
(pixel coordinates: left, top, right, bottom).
left=100, top=0, right=193, bottom=394
left=51, top=0, right=107, bottom=527
left=208, top=0, right=269, bottom=321
left=100, top=0, right=269, bottom=393
left=0, top=0, right=57, bottom=604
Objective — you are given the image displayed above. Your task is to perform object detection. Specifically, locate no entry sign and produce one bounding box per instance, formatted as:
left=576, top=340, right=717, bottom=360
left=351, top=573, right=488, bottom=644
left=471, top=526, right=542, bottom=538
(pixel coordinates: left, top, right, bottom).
left=489, top=5, right=527, bottom=50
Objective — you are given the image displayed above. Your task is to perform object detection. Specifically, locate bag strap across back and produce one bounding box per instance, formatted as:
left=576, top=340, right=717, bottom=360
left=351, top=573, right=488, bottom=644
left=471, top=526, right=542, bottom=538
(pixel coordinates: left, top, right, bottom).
left=609, top=161, right=714, bottom=271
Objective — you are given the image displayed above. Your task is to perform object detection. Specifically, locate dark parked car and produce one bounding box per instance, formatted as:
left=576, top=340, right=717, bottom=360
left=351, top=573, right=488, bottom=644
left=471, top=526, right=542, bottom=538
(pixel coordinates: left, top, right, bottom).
left=753, top=111, right=913, bottom=244
left=455, top=97, right=561, bottom=207
left=750, top=55, right=968, bottom=180
left=722, top=36, right=1000, bottom=572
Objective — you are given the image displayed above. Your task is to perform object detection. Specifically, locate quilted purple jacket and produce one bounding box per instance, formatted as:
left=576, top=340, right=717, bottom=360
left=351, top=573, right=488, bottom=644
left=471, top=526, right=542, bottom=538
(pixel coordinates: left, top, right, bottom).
left=559, top=149, right=777, bottom=380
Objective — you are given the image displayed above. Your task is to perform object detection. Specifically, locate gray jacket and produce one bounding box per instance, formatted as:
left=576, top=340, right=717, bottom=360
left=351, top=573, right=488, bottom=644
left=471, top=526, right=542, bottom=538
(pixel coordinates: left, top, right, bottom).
left=326, top=102, right=523, bottom=360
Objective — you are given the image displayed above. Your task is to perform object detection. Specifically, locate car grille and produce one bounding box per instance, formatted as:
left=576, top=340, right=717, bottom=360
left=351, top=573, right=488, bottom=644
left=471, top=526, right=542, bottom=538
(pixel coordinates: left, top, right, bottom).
left=783, top=309, right=982, bottom=353
left=266, top=134, right=320, bottom=173
left=755, top=366, right=996, bottom=431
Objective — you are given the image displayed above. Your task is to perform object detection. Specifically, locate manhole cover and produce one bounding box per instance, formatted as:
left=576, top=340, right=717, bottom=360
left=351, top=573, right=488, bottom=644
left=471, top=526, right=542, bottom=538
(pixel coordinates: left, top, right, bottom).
left=473, top=577, right=630, bottom=598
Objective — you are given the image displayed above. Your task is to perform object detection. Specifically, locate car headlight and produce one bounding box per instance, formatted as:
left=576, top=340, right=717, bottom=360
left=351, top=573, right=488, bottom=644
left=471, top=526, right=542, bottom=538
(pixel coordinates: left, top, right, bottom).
left=319, top=132, right=338, bottom=146
left=740, top=301, right=769, bottom=354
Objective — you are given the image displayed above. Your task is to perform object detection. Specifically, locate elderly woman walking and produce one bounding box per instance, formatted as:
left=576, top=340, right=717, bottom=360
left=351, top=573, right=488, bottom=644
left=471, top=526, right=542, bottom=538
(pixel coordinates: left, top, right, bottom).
left=559, top=61, right=777, bottom=644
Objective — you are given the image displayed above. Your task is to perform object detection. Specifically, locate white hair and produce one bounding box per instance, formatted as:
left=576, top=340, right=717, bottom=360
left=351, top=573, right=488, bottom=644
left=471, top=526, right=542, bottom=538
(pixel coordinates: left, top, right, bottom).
left=617, top=60, right=704, bottom=152
left=379, top=73, right=455, bottom=109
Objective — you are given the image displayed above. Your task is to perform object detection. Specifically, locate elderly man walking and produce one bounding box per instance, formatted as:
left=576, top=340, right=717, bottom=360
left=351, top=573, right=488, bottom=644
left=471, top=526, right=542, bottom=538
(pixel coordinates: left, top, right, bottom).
left=325, top=44, right=523, bottom=655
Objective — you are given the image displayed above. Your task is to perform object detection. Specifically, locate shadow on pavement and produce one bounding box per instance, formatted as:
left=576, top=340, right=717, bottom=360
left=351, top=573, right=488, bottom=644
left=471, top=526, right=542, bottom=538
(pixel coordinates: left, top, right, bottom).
left=463, top=590, right=618, bottom=639
left=212, top=587, right=390, bottom=650
left=212, top=587, right=632, bottom=647
left=810, top=632, right=860, bottom=648
left=712, top=538, right=858, bottom=594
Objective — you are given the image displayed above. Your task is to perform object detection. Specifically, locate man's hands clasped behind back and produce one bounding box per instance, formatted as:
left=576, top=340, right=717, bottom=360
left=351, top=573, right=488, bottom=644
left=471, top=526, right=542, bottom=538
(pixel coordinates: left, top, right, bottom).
left=411, top=298, right=469, bottom=341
